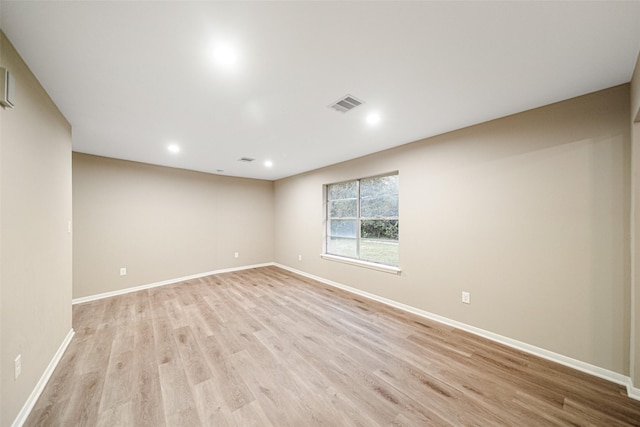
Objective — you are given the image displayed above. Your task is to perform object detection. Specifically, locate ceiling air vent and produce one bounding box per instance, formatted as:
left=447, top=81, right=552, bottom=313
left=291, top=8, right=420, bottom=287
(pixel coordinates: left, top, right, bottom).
left=329, top=94, right=364, bottom=113
left=238, top=157, right=255, bottom=163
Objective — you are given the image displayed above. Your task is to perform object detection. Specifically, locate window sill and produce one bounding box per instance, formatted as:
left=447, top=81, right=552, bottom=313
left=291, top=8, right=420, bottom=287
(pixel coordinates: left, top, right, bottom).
left=320, top=254, right=402, bottom=275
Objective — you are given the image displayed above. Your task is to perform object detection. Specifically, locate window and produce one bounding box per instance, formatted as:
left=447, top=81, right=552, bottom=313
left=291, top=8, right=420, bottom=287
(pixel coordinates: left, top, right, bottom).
left=325, top=173, right=399, bottom=267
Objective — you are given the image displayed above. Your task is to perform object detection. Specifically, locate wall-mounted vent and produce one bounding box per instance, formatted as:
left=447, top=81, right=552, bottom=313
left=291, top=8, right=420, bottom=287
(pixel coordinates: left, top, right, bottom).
left=238, top=157, right=255, bottom=162
left=329, top=95, right=363, bottom=113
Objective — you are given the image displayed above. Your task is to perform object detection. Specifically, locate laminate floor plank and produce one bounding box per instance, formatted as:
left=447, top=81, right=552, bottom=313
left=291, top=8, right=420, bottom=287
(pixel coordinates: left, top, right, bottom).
left=99, top=349, right=134, bottom=413
left=165, top=406, right=202, bottom=427
left=229, top=400, right=274, bottom=427
left=229, top=349, right=311, bottom=427
left=96, top=402, right=133, bottom=427
left=132, top=319, right=165, bottom=427
left=59, top=370, right=104, bottom=426
left=200, top=334, right=256, bottom=412
left=24, top=266, right=640, bottom=426
left=512, top=391, right=598, bottom=427
left=190, top=300, right=218, bottom=337
left=173, top=326, right=213, bottom=386
left=158, top=360, right=201, bottom=425
left=80, top=325, right=115, bottom=376
left=192, top=379, right=233, bottom=427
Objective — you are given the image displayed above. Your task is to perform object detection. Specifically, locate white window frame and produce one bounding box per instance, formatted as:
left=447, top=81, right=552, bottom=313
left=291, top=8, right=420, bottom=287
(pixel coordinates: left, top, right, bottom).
left=322, top=172, right=401, bottom=274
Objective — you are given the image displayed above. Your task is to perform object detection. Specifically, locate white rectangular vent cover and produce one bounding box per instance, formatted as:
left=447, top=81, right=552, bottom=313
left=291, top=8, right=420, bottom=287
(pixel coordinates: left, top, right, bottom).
left=329, top=95, right=363, bottom=113
left=238, top=157, right=255, bottom=162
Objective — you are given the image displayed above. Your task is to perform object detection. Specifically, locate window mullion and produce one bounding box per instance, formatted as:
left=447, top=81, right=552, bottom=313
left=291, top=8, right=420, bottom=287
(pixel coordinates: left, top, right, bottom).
left=325, top=190, right=329, bottom=252
left=356, top=179, right=361, bottom=260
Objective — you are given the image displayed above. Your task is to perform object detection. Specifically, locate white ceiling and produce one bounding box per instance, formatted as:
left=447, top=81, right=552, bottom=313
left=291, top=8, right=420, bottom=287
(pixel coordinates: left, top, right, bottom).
left=2, top=1, right=640, bottom=181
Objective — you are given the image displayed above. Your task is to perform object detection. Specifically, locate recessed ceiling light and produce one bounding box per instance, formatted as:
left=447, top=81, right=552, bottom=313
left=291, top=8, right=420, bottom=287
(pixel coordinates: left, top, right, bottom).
left=167, top=144, right=180, bottom=153
left=366, top=113, right=381, bottom=125
left=264, top=160, right=273, bottom=168
left=213, top=44, right=238, bottom=66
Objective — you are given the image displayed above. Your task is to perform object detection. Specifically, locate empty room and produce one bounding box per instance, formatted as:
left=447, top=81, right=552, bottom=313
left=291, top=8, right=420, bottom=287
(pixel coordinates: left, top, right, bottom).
left=3, top=1, right=640, bottom=426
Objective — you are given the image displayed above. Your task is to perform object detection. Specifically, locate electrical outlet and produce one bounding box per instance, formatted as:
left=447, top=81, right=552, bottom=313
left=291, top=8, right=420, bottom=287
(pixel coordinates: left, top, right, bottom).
left=120, top=267, right=127, bottom=276
left=234, top=252, right=239, bottom=258
left=15, top=354, right=21, bottom=379
left=462, top=291, right=470, bottom=304
left=298, top=254, right=302, bottom=261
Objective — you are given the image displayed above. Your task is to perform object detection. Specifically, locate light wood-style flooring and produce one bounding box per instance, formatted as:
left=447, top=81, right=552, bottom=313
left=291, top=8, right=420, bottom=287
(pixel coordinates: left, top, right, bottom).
left=26, top=266, right=640, bottom=426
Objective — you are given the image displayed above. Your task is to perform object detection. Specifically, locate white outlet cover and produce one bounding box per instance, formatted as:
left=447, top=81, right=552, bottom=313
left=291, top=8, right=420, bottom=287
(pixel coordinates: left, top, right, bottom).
left=462, top=291, right=471, bottom=304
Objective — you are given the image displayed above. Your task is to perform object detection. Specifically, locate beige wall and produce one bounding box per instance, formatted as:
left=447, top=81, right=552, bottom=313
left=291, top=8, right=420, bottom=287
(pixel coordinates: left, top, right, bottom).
left=0, top=32, right=72, bottom=426
left=631, top=52, right=640, bottom=387
left=72, top=153, right=275, bottom=298
left=275, top=84, right=631, bottom=374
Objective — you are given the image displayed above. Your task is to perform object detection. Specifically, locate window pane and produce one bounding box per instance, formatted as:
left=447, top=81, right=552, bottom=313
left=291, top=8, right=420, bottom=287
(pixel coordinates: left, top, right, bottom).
left=360, top=195, right=398, bottom=218
left=325, top=173, right=399, bottom=267
left=328, top=181, right=357, bottom=200
left=329, top=199, right=357, bottom=218
left=327, top=237, right=357, bottom=258
left=361, top=219, right=398, bottom=240
left=360, top=239, right=399, bottom=266
left=329, top=219, right=357, bottom=238
left=360, top=175, right=398, bottom=198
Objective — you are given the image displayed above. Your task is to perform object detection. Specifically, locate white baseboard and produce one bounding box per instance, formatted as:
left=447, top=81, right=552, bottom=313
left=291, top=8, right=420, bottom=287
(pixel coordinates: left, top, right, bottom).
left=628, top=379, right=640, bottom=400
left=274, top=263, right=639, bottom=401
left=12, top=328, right=75, bottom=427
left=72, top=262, right=275, bottom=304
